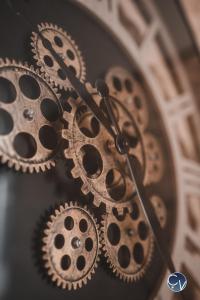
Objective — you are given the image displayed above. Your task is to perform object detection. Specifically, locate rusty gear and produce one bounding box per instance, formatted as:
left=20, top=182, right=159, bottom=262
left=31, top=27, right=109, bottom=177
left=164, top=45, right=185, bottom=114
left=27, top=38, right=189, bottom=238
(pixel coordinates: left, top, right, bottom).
left=62, top=82, right=145, bottom=215
left=150, top=195, right=167, bottom=228
left=105, top=66, right=149, bottom=131
left=101, top=196, right=154, bottom=282
left=0, top=59, right=62, bottom=173
left=143, top=133, right=164, bottom=185
left=42, top=202, right=101, bottom=290
left=31, top=23, right=86, bottom=90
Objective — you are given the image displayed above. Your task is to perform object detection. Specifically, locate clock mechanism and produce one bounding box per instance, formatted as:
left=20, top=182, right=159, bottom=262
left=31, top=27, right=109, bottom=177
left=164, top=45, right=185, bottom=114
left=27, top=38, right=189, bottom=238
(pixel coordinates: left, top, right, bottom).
left=0, top=1, right=199, bottom=300
left=0, top=21, right=170, bottom=290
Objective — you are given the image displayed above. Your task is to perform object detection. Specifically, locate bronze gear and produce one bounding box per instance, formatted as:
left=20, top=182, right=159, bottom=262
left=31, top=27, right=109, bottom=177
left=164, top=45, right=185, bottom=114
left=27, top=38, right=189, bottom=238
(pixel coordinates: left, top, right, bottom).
left=0, top=58, right=62, bottom=173
left=62, top=82, right=145, bottom=215
left=105, top=66, right=149, bottom=131
left=42, top=202, right=101, bottom=290
left=101, top=196, right=154, bottom=282
left=31, top=23, right=86, bottom=90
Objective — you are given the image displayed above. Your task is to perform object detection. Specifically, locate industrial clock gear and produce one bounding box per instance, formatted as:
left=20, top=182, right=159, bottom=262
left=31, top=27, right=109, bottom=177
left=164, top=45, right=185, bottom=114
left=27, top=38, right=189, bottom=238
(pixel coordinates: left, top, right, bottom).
left=31, top=23, right=86, bottom=90
left=62, top=81, right=146, bottom=215
left=105, top=66, right=149, bottom=131
left=42, top=202, right=101, bottom=290
left=143, top=133, right=164, bottom=185
left=150, top=195, right=167, bottom=228
left=0, top=58, right=62, bottom=173
left=101, top=196, right=154, bottom=282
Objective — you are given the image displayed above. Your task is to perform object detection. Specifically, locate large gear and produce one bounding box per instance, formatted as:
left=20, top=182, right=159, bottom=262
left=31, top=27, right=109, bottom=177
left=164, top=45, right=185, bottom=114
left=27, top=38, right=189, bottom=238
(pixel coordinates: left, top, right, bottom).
left=42, top=202, right=101, bottom=290
left=0, top=58, right=63, bottom=173
left=31, top=23, right=86, bottom=90
left=105, top=66, right=149, bottom=131
left=101, top=196, right=154, bottom=282
left=62, top=82, right=145, bottom=215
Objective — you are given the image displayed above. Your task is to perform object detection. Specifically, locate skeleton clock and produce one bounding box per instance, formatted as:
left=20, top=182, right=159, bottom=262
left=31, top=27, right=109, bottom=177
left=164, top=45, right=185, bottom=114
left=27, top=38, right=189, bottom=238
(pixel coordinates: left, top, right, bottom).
left=0, top=1, right=199, bottom=300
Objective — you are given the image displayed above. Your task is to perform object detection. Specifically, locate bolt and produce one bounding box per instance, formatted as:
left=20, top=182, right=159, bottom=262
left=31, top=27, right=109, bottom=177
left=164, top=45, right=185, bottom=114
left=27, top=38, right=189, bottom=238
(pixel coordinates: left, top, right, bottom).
left=23, top=108, right=34, bottom=121
left=71, top=237, right=81, bottom=249
left=127, top=228, right=135, bottom=237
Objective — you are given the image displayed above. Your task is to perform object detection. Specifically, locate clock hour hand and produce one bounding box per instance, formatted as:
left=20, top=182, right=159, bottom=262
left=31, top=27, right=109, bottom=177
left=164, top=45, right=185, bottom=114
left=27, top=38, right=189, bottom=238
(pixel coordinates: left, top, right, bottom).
left=96, top=79, right=177, bottom=274
left=36, top=34, right=116, bottom=139
left=6, top=0, right=116, bottom=139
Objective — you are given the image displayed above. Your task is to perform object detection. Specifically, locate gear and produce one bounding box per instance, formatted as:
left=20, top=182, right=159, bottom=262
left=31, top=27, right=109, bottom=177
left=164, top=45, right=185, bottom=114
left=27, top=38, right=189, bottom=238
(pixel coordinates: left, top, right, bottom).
left=105, top=66, right=149, bottom=131
left=0, top=58, right=63, bottom=173
left=31, top=23, right=86, bottom=90
left=143, top=133, right=164, bottom=185
left=101, top=196, right=154, bottom=282
left=150, top=195, right=167, bottom=228
left=42, top=202, right=101, bottom=290
left=62, top=82, right=145, bottom=215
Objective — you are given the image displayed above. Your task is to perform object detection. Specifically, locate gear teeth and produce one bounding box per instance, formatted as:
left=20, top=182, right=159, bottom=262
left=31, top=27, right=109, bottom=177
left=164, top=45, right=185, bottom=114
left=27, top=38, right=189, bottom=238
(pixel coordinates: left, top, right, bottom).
left=31, top=23, right=86, bottom=91
left=93, top=197, right=101, bottom=208
left=71, top=166, right=80, bottom=179
left=68, top=97, right=77, bottom=107
left=101, top=210, right=154, bottom=282
left=81, top=182, right=90, bottom=195
left=42, top=202, right=101, bottom=290
left=0, top=59, right=62, bottom=173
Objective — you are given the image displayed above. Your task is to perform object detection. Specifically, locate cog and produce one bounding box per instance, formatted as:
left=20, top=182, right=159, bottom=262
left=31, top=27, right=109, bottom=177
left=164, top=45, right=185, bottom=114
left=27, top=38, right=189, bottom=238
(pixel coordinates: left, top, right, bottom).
left=143, top=133, right=164, bottom=185
left=62, top=82, right=145, bottom=215
left=31, top=23, right=86, bottom=90
left=105, top=66, right=149, bottom=131
left=42, top=202, right=101, bottom=290
left=0, top=58, right=63, bottom=173
left=101, top=196, right=154, bottom=282
left=150, top=195, right=167, bottom=228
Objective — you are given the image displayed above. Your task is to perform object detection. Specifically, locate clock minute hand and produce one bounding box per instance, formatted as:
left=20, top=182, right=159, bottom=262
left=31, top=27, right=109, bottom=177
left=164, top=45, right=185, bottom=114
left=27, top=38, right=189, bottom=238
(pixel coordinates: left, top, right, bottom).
left=6, top=0, right=116, bottom=138
left=96, top=79, right=176, bottom=274
left=38, top=35, right=116, bottom=139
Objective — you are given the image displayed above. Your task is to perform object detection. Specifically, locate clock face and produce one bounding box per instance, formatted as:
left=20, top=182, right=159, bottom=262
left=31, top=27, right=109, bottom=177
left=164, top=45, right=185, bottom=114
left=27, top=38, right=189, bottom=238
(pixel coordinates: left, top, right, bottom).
left=0, top=1, right=199, bottom=300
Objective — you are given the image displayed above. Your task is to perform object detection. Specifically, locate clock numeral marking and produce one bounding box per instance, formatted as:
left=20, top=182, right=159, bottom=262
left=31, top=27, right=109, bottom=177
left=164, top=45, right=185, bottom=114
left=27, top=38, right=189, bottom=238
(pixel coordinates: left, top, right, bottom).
left=97, top=0, right=112, bottom=11
left=181, top=264, right=200, bottom=300
left=182, top=159, right=200, bottom=196
left=118, top=0, right=148, bottom=45
left=187, top=194, right=200, bottom=233
left=165, top=93, right=194, bottom=120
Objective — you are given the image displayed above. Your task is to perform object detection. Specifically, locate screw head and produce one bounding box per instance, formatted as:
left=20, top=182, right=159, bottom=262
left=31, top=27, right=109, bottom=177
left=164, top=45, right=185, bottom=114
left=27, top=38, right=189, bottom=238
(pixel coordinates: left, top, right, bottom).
left=71, top=237, right=81, bottom=249
left=23, top=108, right=34, bottom=121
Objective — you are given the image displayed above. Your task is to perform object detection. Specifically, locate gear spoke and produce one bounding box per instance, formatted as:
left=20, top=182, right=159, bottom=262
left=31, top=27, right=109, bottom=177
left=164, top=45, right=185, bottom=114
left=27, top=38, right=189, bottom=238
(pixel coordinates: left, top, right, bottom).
left=42, top=202, right=101, bottom=290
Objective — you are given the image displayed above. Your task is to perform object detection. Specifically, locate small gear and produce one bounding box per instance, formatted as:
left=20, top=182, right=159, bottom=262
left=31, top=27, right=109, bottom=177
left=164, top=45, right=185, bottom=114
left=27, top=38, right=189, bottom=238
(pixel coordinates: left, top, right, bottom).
left=42, top=202, right=101, bottom=290
left=62, top=82, right=145, bottom=215
left=101, top=196, right=154, bottom=282
left=31, top=23, right=86, bottom=90
left=105, top=66, right=149, bottom=131
left=143, top=133, right=164, bottom=185
left=0, top=58, right=63, bottom=173
left=150, top=195, right=167, bottom=228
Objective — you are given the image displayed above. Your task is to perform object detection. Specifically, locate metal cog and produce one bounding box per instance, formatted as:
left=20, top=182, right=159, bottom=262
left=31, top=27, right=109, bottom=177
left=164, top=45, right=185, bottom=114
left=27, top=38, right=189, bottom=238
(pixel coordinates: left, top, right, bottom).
left=150, top=195, right=167, bottom=228
left=62, top=82, right=145, bottom=215
left=105, top=66, right=149, bottom=132
left=143, top=133, right=164, bottom=185
left=0, top=58, right=63, bottom=173
left=31, top=22, right=86, bottom=90
left=42, top=202, right=101, bottom=290
left=101, top=196, right=154, bottom=282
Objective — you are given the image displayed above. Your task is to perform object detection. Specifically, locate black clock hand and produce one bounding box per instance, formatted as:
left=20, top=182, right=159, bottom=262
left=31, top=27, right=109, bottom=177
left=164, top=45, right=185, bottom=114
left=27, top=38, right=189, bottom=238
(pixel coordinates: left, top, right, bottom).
left=38, top=35, right=116, bottom=139
left=6, top=0, right=116, bottom=139
left=96, top=79, right=177, bottom=275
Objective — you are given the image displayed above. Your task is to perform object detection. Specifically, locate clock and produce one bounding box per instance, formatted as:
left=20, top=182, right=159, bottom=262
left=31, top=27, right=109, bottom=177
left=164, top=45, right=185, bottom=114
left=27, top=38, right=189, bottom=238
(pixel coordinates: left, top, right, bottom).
left=0, top=1, right=199, bottom=300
